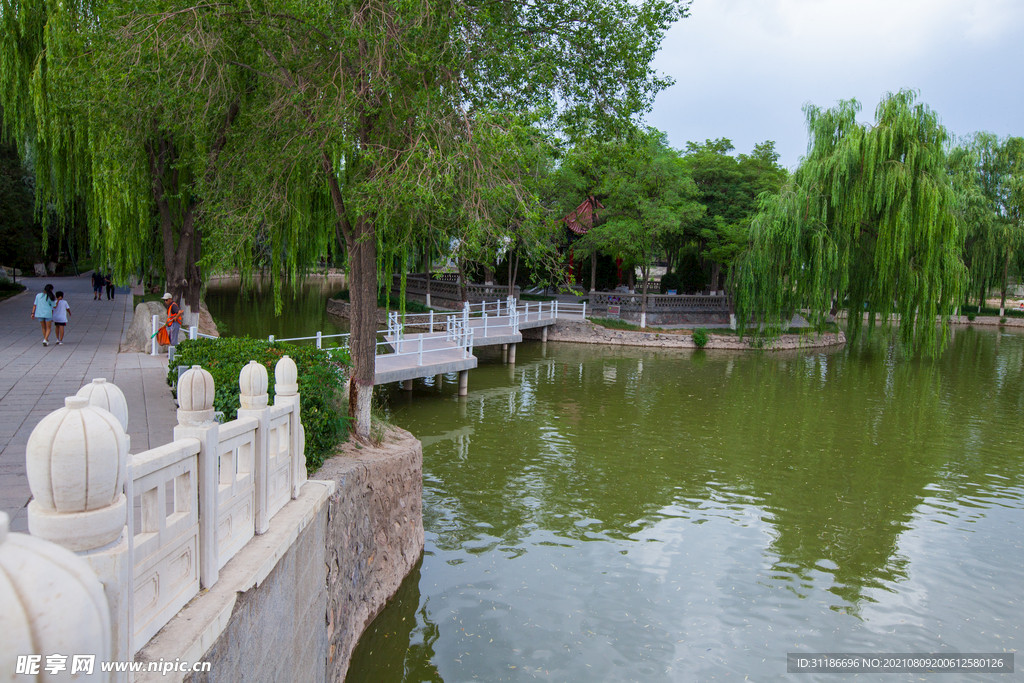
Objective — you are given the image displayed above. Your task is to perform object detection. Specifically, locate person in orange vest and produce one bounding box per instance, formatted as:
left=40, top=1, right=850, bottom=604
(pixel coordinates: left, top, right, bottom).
left=161, top=292, right=184, bottom=346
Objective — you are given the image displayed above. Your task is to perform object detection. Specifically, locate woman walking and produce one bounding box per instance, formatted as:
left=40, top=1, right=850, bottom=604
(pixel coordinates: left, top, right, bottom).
left=31, top=284, right=57, bottom=346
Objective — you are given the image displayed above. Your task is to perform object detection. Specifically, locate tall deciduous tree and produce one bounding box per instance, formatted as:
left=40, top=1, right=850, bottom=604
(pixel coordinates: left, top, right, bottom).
left=587, top=131, right=701, bottom=327
left=140, top=0, right=688, bottom=438
left=681, top=139, right=787, bottom=291
left=733, top=91, right=967, bottom=355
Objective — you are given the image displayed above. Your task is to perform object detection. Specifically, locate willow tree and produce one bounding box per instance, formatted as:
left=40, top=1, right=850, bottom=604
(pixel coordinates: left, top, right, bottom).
left=127, top=0, right=688, bottom=438
left=0, top=0, right=256, bottom=316
left=733, top=91, right=968, bottom=355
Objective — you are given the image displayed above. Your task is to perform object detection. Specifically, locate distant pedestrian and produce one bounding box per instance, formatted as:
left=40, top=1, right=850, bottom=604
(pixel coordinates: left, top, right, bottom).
left=31, top=284, right=56, bottom=346
left=92, top=271, right=104, bottom=300
left=105, top=272, right=115, bottom=300
left=52, top=291, right=71, bottom=345
left=162, top=292, right=183, bottom=346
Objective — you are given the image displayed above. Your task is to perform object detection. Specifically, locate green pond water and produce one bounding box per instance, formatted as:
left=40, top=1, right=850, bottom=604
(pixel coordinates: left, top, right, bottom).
left=206, top=290, right=1022, bottom=681
left=349, top=331, right=1023, bottom=683
left=204, top=277, right=348, bottom=342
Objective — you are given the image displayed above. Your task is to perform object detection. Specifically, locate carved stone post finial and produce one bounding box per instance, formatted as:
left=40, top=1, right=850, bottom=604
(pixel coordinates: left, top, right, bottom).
left=275, top=355, right=298, bottom=396
left=77, top=378, right=130, bottom=432
left=26, top=397, right=128, bottom=552
left=177, top=365, right=216, bottom=426
left=239, top=360, right=269, bottom=410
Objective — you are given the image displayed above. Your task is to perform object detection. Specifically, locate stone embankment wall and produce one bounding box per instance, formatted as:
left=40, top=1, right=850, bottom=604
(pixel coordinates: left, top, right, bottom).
left=523, top=319, right=846, bottom=350
left=182, top=428, right=423, bottom=683
left=318, top=429, right=424, bottom=681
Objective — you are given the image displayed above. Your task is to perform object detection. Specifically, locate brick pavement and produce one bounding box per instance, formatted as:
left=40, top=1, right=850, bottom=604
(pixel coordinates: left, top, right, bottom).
left=0, top=273, right=176, bottom=531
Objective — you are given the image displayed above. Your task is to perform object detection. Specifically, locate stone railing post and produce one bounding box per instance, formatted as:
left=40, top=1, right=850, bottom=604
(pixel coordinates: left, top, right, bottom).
left=173, top=365, right=220, bottom=589
left=274, top=355, right=305, bottom=499
left=1, top=511, right=113, bottom=682
left=25, top=395, right=131, bottom=674
left=237, top=360, right=271, bottom=534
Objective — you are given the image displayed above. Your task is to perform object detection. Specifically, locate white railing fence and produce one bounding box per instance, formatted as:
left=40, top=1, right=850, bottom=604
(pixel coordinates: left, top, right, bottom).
left=168, top=297, right=585, bottom=371
left=21, top=355, right=308, bottom=664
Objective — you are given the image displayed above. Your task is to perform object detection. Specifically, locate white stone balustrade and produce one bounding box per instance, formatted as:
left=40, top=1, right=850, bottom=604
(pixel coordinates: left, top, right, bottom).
left=14, top=356, right=308, bottom=662
left=0, top=510, right=113, bottom=682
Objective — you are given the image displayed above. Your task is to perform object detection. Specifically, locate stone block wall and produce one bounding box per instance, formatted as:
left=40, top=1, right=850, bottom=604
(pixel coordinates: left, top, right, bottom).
left=318, top=428, right=424, bottom=682
left=185, top=503, right=330, bottom=683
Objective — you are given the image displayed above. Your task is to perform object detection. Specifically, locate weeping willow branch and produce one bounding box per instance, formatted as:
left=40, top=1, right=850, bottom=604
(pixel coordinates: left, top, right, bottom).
left=732, top=90, right=967, bottom=357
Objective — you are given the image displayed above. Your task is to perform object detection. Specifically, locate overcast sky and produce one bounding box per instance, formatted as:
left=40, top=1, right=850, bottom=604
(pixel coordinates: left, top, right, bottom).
left=646, top=0, right=1024, bottom=168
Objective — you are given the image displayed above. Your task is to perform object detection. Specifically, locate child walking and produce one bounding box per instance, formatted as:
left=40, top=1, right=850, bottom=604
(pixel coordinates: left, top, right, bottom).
left=30, top=284, right=56, bottom=346
left=52, top=291, right=71, bottom=344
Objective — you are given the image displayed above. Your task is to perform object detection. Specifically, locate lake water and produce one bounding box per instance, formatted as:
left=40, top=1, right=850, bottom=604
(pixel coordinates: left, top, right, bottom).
left=204, top=276, right=348, bottom=342
left=205, top=288, right=1022, bottom=681
left=347, top=329, right=1023, bottom=682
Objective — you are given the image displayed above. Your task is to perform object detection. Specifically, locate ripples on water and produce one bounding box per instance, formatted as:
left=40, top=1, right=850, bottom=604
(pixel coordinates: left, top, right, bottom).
left=346, top=328, right=1024, bottom=682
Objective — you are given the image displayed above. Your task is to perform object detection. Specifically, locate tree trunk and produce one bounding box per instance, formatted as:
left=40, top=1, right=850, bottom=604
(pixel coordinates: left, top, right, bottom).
left=510, top=251, right=520, bottom=298
left=457, top=259, right=468, bottom=302
left=324, top=147, right=375, bottom=439
left=425, top=241, right=432, bottom=308
left=346, top=215, right=377, bottom=440
left=590, top=252, right=597, bottom=292
left=627, top=265, right=634, bottom=293
left=1000, top=247, right=1011, bottom=316
left=710, top=262, right=721, bottom=294
left=640, top=261, right=650, bottom=328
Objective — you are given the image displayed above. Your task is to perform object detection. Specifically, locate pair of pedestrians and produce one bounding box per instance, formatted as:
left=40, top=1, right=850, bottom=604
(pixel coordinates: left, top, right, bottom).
left=92, top=270, right=115, bottom=300
left=29, top=284, right=71, bottom=346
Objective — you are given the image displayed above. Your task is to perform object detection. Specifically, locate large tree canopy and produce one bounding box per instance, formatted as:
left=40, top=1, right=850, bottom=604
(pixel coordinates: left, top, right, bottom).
left=5, top=0, right=688, bottom=437
left=733, top=90, right=968, bottom=356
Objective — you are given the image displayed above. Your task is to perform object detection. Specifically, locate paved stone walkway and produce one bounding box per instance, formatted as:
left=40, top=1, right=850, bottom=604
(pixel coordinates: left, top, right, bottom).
left=0, top=274, right=176, bottom=532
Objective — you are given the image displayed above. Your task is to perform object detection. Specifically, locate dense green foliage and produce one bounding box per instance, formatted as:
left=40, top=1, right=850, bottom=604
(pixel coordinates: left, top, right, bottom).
left=691, top=328, right=709, bottom=348
left=734, top=91, right=967, bottom=356
left=169, top=338, right=350, bottom=472
left=953, top=133, right=1024, bottom=311
left=680, top=139, right=787, bottom=289
left=0, top=142, right=42, bottom=269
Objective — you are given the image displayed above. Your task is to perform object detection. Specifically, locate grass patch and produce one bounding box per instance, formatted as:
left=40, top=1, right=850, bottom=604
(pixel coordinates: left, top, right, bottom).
left=0, top=278, right=26, bottom=302
left=520, top=293, right=557, bottom=302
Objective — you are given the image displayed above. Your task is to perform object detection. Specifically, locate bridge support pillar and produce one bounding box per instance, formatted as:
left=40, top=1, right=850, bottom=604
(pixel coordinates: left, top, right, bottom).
left=458, top=370, right=469, bottom=396
left=501, top=344, right=508, bottom=363
left=402, top=379, right=413, bottom=391
left=435, top=373, right=443, bottom=391
left=542, top=326, right=548, bottom=342
left=508, top=343, right=516, bottom=364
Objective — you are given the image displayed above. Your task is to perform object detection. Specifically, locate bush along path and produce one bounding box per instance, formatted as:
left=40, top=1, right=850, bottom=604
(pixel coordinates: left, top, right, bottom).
left=170, top=338, right=351, bottom=472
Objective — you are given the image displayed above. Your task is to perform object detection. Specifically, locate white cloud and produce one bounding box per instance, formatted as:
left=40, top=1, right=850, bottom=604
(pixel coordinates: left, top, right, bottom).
left=647, top=0, right=1024, bottom=167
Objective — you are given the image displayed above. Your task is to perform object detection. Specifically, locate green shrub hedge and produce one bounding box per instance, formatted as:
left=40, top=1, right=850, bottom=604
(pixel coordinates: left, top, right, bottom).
left=692, top=328, right=709, bottom=348
left=168, top=338, right=351, bottom=473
